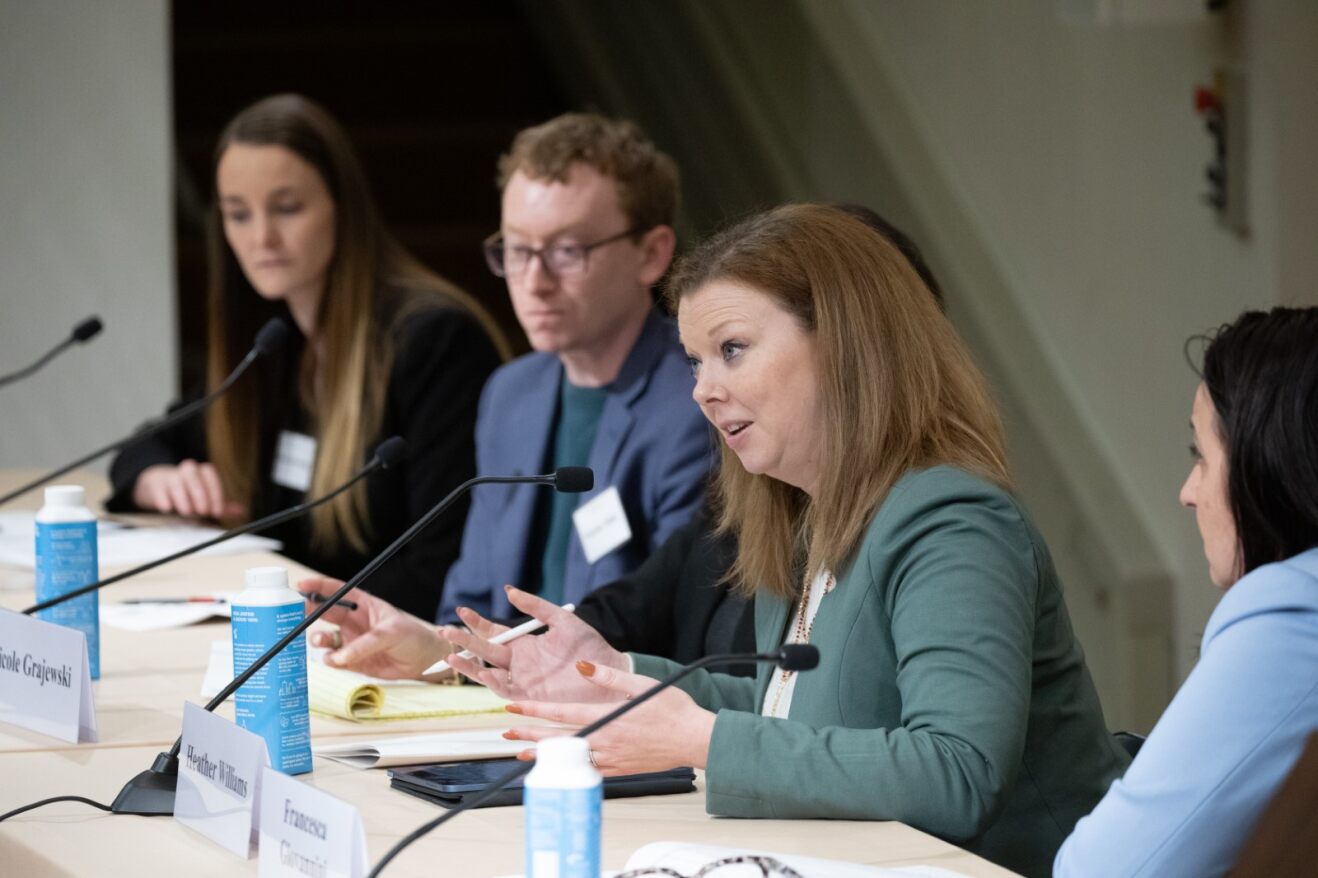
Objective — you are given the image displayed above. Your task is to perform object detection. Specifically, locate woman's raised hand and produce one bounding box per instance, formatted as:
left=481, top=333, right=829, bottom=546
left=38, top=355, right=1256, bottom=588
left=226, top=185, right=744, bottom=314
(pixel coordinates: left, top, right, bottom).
left=299, top=577, right=452, bottom=680
left=442, top=585, right=629, bottom=703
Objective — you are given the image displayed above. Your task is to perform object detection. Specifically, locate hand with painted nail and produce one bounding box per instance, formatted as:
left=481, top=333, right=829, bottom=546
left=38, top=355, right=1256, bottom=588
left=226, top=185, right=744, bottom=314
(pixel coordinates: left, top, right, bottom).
left=299, top=577, right=453, bottom=680
left=443, top=585, right=629, bottom=703
left=503, top=660, right=716, bottom=775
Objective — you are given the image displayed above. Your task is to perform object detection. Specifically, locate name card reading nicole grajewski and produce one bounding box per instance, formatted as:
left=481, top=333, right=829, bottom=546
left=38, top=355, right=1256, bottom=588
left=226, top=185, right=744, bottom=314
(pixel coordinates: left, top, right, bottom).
left=0, top=607, right=97, bottom=743
left=175, top=701, right=270, bottom=858
left=259, top=768, right=368, bottom=878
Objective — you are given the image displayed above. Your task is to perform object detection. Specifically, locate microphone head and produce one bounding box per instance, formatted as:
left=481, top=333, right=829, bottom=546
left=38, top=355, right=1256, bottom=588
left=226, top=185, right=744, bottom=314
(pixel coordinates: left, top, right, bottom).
left=553, top=466, right=594, bottom=493
left=375, top=436, right=407, bottom=469
left=776, top=644, right=819, bottom=672
left=72, top=316, right=103, bottom=343
left=252, top=319, right=290, bottom=358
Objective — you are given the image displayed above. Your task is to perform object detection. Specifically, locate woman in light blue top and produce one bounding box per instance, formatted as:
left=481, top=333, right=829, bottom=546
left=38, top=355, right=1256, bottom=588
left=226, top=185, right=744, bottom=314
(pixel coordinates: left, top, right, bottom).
left=1055, top=306, right=1318, bottom=876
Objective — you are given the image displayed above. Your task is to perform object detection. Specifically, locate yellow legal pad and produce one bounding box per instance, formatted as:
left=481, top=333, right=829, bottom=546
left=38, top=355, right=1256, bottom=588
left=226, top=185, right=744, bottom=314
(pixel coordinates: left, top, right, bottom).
left=307, top=661, right=508, bottom=721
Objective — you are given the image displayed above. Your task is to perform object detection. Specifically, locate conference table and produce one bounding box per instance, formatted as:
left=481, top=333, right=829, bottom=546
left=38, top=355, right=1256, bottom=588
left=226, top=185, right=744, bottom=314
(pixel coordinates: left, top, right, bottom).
left=0, top=471, right=1018, bottom=877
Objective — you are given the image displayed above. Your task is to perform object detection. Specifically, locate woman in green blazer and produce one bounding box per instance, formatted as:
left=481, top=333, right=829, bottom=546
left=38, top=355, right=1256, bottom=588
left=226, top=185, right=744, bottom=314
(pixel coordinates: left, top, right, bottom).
left=446, top=204, right=1127, bottom=877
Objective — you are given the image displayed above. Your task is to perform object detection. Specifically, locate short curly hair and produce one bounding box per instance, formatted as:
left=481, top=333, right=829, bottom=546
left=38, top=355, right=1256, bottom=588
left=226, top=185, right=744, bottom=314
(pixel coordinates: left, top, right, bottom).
left=497, top=112, right=679, bottom=233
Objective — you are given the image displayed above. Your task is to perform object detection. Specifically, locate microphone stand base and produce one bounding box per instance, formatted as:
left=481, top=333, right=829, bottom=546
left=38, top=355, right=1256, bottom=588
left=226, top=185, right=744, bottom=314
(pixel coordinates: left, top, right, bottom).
left=110, top=751, right=178, bottom=816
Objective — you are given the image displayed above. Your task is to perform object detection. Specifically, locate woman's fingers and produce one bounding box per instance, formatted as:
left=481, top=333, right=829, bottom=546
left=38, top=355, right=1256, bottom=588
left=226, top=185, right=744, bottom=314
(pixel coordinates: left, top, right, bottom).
left=165, top=477, right=193, bottom=516
left=505, top=585, right=575, bottom=625
left=177, top=461, right=211, bottom=517
left=441, top=625, right=512, bottom=669
left=445, top=653, right=515, bottom=697
left=506, top=699, right=606, bottom=728
left=576, top=661, right=656, bottom=700
left=197, top=463, right=228, bottom=519
left=454, top=605, right=509, bottom=640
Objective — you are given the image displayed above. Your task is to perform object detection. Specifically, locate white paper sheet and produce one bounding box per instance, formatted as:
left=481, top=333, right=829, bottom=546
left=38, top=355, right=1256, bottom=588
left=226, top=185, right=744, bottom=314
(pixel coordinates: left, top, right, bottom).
left=101, top=594, right=234, bottom=632
left=0, top=512, right=280, bottom=570
left=316, top=729, right=528, bottom=769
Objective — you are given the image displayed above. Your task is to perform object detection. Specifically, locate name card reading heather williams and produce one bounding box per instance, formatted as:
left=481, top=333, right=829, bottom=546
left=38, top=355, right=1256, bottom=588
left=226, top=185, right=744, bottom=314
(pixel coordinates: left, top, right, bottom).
left=0, top=607, right=97, bottom=743
left=258, top=768, right=368, bottom=878
left=175, top=701, right=270, bottom=858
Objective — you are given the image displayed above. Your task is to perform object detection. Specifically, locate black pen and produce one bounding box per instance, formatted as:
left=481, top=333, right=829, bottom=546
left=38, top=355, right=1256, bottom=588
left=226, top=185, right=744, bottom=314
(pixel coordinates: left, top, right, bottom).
left=300, top=591, right=359, bottom=612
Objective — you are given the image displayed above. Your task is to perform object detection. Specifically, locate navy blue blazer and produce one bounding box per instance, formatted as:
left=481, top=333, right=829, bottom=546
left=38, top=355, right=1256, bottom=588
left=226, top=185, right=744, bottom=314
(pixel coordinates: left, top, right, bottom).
left=437, top=310, right=713, bottom=622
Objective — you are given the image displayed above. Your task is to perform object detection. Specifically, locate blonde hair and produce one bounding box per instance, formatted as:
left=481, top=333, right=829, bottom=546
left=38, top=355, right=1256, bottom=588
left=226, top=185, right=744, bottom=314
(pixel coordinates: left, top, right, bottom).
left=205, top=94, right=510, bottom=553
left=666, top=204, right=1011, bottom=598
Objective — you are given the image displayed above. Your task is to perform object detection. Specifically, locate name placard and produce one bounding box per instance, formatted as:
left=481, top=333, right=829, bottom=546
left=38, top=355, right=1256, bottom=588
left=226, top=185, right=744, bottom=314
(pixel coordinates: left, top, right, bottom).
left=258, top=767, right=368, bottom=878
left=174, top=701, right=270, bottom=858
left=0, top=607, right=97, bottom=743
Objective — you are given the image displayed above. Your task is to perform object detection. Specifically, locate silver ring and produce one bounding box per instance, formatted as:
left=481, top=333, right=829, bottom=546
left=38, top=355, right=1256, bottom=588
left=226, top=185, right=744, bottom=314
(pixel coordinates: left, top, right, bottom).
left=327, top=630, right=343, bottom=650
left=588, top=748, right=600, bottom=769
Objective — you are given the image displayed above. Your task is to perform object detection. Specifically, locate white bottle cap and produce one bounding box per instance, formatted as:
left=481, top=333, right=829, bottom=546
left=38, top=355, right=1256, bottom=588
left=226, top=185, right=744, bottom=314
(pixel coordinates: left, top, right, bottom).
left=535, top=736, right=591, bottom=769
left=244, top=566, right=289, bottom=590
left=43, top=485, right=86, bottom=508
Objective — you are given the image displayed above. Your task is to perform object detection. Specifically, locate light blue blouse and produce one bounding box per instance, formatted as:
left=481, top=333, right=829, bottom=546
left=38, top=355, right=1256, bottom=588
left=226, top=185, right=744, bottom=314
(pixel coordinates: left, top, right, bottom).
left=1054, top=546, right=1318, bottom=877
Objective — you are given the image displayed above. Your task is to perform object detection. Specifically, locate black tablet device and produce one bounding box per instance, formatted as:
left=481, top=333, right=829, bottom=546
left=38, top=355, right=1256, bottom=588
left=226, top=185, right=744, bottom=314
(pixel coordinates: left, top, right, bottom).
left=387, top=759, right=696, bottom=809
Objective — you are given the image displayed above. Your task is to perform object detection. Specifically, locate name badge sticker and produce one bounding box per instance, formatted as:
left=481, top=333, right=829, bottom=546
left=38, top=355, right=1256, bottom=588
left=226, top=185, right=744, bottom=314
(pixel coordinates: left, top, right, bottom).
left=258, top=767, right=368, bottom=878
left=175, top=701, right=270, bottom=858
left=272, top=431, right=317, bottom=493
left=0, top=608, right=97, bottom=743
left=572, top=485, right=633, bottom=564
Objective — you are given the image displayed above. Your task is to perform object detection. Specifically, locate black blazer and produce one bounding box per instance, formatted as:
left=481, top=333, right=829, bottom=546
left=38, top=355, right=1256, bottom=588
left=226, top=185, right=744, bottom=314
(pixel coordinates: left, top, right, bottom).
left=575, top=504, right=757, bottom=676
left=107, top=304, right=500, bottom=620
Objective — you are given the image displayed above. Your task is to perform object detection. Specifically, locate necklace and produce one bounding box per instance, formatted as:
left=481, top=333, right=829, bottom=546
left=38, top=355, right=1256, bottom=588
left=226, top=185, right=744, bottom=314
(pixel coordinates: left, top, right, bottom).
left=768, top=568, right=834, bottom=718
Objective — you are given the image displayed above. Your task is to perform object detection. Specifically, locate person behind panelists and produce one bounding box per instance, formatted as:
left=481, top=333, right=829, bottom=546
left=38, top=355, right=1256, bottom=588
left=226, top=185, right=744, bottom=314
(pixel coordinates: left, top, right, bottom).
left=1055, top=307, right=1318, bottom=877
left=107, top=94, right=509, bottom=620
left=438, top=204, right=1126, bottom=877
left=435, top=112, right=710, bottom=623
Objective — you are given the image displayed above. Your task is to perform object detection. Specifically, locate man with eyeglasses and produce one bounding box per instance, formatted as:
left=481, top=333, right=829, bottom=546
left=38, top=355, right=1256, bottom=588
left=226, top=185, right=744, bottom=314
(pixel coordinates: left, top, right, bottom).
left=434, top=112, right=712, bottom=625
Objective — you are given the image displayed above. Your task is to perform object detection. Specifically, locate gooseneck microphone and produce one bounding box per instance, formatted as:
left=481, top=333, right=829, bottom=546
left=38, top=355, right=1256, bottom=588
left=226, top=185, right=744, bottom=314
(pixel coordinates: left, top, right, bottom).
left=0, top=316, right=104, bottom=390
left=0, top=319, right=288, bottom=507
left=21, top=437, right=408, bottom=616
left=107, top=465, right=595, bottom=817
left=366, top=644, right=821, bottom=878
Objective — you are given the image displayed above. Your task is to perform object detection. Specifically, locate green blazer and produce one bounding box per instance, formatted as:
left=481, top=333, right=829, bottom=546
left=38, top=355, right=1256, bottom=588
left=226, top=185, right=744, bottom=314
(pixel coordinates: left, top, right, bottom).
left=632, top=466, right=1127, bottom=878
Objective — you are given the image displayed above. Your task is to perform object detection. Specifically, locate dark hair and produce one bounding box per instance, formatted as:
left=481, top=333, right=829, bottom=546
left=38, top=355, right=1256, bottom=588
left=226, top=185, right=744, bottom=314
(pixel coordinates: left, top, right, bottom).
left=830, top=203, right=944, bottom=310
left=1198, top=306, right=1318, bottom=575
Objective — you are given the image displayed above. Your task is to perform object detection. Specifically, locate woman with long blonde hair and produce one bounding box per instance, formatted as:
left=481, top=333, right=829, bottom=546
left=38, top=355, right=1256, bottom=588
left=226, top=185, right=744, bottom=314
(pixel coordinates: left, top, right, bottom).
left=427, top=204, right=1127, bottom=876
left=108, top=94, right=508, bottom=619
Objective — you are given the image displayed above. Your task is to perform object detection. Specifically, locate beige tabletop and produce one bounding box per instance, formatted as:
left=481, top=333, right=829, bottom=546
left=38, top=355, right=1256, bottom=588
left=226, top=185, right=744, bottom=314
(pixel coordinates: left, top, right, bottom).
left=0, top=471, right=1019, bottom=877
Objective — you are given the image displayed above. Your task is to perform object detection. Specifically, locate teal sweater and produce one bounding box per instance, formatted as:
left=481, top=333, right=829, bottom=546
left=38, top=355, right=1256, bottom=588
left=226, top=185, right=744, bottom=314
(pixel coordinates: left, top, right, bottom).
left=633, top=467, right=1127, bottom=877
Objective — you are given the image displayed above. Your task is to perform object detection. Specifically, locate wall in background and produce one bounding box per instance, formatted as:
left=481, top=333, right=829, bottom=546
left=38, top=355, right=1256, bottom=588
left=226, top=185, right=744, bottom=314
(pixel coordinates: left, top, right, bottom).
left=814, top=0, right=1318, bottom=684
left=526, top=0, right=1318, bottom=729
left=0, top=1, right=175, bottom=474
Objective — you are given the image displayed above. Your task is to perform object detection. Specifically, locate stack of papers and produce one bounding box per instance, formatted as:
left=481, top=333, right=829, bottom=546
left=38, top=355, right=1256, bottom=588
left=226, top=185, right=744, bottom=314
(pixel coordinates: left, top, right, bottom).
left=316, top=729, right=527, bottom=769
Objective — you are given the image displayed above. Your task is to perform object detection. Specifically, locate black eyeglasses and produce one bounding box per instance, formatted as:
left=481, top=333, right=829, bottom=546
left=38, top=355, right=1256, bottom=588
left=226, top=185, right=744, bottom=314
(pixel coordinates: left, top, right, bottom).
left=482, top=227, right=641, bottom=278
left=617, top=855, right=805, bottom=878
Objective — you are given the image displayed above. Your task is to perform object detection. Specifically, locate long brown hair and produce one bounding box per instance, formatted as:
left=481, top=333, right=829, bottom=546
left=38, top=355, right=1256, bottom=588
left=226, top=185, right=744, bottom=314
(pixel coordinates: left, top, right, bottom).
left=666, top=204, right=1010, bottom=598
left=206, top=94, right=510, bottom=552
